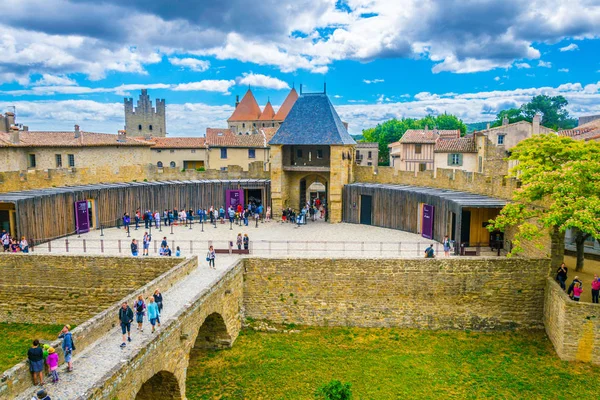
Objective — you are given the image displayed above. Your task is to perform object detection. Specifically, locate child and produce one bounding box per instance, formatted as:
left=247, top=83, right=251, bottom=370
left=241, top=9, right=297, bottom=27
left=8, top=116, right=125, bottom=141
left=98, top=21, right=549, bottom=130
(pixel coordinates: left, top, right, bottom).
left=175, top=246, right=181, bottom=257
left=42, top=344, right=50, bottom=376
left=573, top=282, right=583, bottom=302
left=46, top=347, right=59, bottom=383
left=147, top=297, right=161, bottom=333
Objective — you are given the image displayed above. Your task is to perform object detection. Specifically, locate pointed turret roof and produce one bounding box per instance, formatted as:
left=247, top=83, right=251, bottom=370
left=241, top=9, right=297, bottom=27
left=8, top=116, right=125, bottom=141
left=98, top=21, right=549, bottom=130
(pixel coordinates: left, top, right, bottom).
left=273, top=88, right=299, bottom=121
left=258, top=101, right=276, bottom=121
left=228, top=89, right=262, bottom=122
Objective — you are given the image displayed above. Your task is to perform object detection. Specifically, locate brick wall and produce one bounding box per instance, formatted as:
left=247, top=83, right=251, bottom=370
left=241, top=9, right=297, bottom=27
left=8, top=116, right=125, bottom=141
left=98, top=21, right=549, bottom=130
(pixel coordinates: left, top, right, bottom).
left=543, top=278, right=600, bottom=365
left=243, top=257, right=551, bottom=330
left=0, top=255, right=180, bottom=324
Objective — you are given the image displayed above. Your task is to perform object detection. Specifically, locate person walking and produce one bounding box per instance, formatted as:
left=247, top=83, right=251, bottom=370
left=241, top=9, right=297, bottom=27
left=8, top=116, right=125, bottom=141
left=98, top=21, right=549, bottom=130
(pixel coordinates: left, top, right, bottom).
left=573, top=282, right=583, bottom=302
left=154, top=210, right=161, bottom=229
left=58, top=325, right=74, bottom=372
left=556, top=263, right=568, bottom=290
left=207, top=245, right=216, bottom=269
left=28, top=339, right=44, bottom=386
left=153, top=289, right=163, bottom=313
left=46, top=347, right=59, bottom=383
left=135, top=209, right=141, bottom=230
left=443, top=236, right=451, bottom=257
left=147, top=297, right=161, bottom=333
left=243, top=234, right=249, bottom=250
left=122, top=213, right=130, bottom=231
left=119, top=302, right=134, bottom=348
left=134, top=295, right=146, bottom=332
left=266, top=206, right=271, bottom=222
left=131, top=239, right=139, bottom=256
left=142, top=232, right=151, bottom=256
left=591, top=274, right=600, bottom=304
left=236, top=233, right=243, bottom=250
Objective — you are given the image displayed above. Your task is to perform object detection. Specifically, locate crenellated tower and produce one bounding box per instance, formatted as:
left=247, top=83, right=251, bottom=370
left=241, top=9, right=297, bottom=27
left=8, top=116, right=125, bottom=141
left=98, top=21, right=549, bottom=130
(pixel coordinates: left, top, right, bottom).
left=124, top=89, right=167, bottom=138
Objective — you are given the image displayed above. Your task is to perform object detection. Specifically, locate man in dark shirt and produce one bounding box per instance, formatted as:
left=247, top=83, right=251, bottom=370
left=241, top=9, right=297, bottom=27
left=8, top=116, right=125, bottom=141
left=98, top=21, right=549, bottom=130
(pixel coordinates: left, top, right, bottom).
left=28, top=339, right=44, bottom=385
left=556, top=263, right=568, bottom=290
left=119, top=302, right=134, bottom=348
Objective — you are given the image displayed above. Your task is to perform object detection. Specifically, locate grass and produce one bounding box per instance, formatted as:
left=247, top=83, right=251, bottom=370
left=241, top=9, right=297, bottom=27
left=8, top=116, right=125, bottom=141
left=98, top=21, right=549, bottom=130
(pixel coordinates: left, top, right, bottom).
left=0, top=323, right=65, bottom=372
left=186, top=326, right=600, bottom=399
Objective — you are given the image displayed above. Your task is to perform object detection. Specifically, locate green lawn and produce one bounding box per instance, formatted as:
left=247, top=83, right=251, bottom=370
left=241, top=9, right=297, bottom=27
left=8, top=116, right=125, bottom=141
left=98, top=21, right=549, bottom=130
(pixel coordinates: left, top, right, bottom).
left=0, top=323, right=65, bottom=372
left=187, top=326, right=600, bottom=399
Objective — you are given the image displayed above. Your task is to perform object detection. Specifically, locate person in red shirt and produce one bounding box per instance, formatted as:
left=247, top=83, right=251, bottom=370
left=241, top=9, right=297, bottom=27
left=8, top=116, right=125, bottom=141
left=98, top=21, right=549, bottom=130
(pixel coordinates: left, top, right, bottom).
left=572, top=282, right=583, bottom=302
left=591, top=274, right=600, bottom=304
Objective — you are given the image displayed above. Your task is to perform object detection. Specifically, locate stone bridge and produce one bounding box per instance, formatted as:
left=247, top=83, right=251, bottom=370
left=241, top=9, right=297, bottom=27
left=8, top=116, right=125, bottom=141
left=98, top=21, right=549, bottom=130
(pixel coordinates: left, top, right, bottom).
left=8, top=256, right=244, bottom=400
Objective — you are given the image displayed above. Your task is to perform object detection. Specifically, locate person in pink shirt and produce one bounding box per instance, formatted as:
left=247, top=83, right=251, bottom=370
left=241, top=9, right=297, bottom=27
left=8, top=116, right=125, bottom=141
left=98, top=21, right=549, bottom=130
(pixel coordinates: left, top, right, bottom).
left=572, top=282, right=583, bottom=302
left=46, top=347, right=59, bottom=383
left=591, top=274, right=600, bottom=304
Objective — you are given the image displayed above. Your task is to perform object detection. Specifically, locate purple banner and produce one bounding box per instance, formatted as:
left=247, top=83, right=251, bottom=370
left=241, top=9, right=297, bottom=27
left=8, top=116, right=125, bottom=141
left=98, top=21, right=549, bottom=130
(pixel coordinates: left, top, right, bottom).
left=422, top=204, right=434, bottom=239
left=74, top=200, right=90, bottom=234
left=226, top=189, right=244, bottom=211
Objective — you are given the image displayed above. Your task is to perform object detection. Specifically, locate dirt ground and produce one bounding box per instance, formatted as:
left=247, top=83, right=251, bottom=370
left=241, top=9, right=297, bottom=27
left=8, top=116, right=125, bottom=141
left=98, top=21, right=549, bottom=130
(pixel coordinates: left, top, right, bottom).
left=562, top=255, right=600, bottom=303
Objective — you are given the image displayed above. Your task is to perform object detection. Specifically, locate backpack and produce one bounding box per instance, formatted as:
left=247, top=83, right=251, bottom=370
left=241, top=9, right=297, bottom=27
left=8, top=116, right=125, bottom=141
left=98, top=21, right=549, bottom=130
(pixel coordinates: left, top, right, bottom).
left=136, top=301, right=144, bottom=313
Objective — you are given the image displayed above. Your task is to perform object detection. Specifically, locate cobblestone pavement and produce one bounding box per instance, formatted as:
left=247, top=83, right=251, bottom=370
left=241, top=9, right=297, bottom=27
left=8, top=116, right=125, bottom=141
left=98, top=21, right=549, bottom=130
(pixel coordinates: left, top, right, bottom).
left=32, top=221, right=438, bottom=258
left=16, top=255, right=239, bottom=400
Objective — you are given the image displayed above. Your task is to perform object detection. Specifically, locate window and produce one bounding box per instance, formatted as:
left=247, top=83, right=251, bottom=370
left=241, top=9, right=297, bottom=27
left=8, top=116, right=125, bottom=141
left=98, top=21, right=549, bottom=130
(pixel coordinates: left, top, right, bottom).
left=317, top=149, right=323, bottom=159
left=356, top=150, right=360, bottom=159
left=191, top=149, right=196, bottom=153
left=248, top=149, right=256, bottom=159
left=272, top=123, right=275, bottom=127
left=220, top=167, right=228, bottom=171
left=242, top=123, right=245, bottom=128
left=138, top=124, right=142, bottom=131
left=221, top=148, right=227, bottom=159
left=367, top=162, right=372, bottom=166
left=415, top=144, right=422, bottom=154
left=28, top=154, right=36, bottom=168
left=498, top=135, right=505, bottom=145
left=253, top=122, right=256, bottom=127
left=149, top=125, right=153, bottom=131
left=419, top=163, right=427, bottom=172
left=262, top=123, right=265, bottom=127
left=55, top=154, right=62, bottom=168
left=170, top=150, right=175, bottom=153
left=68, top=154, right=75, bottom=167
left=170, top=161, right=176, bottom=168
left=157, top=161, right=163, bottom=168
left=449, top=153, right=462, bottom=166
left=296, top=149, right=303, bottom=158
left=367, top=151, right=372, bottom=159
left=156, top=149, right=162, bottom=153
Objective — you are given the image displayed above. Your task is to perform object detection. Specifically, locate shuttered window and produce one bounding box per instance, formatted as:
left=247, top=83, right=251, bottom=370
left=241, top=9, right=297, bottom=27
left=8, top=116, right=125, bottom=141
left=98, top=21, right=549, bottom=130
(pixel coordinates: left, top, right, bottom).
left=448, top=153, right=463, bottom=166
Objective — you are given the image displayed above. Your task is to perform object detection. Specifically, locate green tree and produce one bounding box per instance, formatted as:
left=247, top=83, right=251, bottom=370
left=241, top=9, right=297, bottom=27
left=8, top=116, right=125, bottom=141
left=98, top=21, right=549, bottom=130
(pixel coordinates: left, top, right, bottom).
left=491, top=108, right=527, bottom=127
left=315, top=380, right=352, bottom=400
left=488, top=134, right=600, bottom=271
left=491, top=95, right=577, bottom=130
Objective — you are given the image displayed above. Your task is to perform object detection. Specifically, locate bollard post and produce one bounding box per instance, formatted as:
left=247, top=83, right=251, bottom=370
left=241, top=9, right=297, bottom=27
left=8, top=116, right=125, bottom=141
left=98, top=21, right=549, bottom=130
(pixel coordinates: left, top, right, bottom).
left=190, top=218, right=193, bottom=230
left=230, top=220, right=232, bottom=230
left=190, top=240, right=192, bottom=253
left=398, top=242, right=402, bottom=256
left=48, top=241, right=51, bottom=253
left=127, top=225, right=130, bottom=238
left=159, top=221, right=162, bottom=232
left=83, top=239, right=86, bottom=253
left=170, top=223, right=174, bottom=235
left=100, top=240, right=104, bottom=253
left=65, top=239, right=69, bottom=253
left=100, top=224, right=104, bottom=237
left=118, top=240, right=122, bottom=253
left=417, top=242, right=421, bottom=257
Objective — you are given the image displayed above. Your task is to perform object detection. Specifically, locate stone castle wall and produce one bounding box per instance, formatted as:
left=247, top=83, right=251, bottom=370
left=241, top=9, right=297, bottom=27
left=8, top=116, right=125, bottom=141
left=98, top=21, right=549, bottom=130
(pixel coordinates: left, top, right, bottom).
left=0, top=255, right=180, bottom=325
left=243, top=257, right=551, bottom=330
left=544, top=278, right=600, bottom=365
left=0, top=161, right=269, bottom=193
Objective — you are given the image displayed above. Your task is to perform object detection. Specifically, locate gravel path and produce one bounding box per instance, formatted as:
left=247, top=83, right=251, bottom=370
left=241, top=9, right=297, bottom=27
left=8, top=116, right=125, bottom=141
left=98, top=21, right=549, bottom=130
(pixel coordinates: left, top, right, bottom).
left=16, top=255, right=240, bottom=400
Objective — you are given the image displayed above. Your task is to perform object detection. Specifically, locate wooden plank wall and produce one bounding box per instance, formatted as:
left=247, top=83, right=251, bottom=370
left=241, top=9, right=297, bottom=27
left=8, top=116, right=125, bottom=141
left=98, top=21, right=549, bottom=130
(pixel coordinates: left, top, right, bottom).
left=342, top=184, right=460, bottom=243
left=12, top=180, right=271, bottom=242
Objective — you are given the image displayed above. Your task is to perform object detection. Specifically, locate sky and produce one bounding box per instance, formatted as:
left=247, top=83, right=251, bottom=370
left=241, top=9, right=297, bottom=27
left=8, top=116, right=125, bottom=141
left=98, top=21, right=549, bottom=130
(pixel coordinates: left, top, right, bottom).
left=1, top=0, right=600, bottom=136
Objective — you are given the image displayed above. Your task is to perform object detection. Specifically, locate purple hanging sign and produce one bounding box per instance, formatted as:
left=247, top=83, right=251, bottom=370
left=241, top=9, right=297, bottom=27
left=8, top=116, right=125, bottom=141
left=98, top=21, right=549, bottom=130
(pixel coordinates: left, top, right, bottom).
left=74, top=200, right=90, bottom=234
left=422, top=204, right=434, bottom=239
left=226, top=189, right=244, bottom=211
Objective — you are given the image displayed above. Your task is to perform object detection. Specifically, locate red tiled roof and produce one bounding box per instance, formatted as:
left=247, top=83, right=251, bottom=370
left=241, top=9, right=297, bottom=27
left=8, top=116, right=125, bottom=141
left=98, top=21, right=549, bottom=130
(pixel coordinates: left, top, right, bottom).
left=150, top=137, right=206, bottom=149
left=0, top=131, right=152, bottom=148
left=559, top=119, right=600, bottom=140
left=258, top=101, right=276, bottom=121
left=273, top=88, right=298, bottom=121
left=205, top=128, right=270, bottom=148
left=398, top=129, right=460, bottom=144
left=228, top=89, right=262, bottom=122
left=434, top=137, right=477, bottom=153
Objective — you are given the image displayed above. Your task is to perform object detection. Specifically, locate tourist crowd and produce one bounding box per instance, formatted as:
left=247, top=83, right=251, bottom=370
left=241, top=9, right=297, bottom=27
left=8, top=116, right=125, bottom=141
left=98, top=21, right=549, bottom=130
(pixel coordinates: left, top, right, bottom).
left=556, top=263, right=600, bottom=303
left=1, top=230, right=29, bottom=253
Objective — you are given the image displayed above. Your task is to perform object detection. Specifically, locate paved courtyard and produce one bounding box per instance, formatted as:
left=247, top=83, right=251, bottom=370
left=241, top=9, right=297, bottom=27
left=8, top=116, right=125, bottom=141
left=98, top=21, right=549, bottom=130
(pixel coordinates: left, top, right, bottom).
left=32, top=220, right=440, bottom=258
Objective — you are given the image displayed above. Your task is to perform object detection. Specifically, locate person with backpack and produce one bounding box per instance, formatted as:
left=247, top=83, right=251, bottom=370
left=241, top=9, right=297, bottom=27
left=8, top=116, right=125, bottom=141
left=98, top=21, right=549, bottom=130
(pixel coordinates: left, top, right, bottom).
left=207, top=245, right=216, bottom=269
left=424, top=244, right=435, bottom=258
left=130, top=239, right=138, bottom=256
left=134, top=295, right=146, bottom=332
left=142, top=232, right=151, bottom=256
left=119, top=302, right=134, bottom=348
left=58, top=325, right=75, bottom=372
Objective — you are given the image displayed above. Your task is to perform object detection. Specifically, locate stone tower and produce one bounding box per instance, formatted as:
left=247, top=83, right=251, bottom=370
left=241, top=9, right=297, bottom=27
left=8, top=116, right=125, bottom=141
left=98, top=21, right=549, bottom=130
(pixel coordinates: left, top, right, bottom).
left=124, top=89, right=166, bottom=137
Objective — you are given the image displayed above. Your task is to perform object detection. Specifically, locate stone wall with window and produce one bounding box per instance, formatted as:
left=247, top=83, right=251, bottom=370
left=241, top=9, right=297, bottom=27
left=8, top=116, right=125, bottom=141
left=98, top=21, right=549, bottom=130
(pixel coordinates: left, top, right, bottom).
left=206, top=147, right=269, bottom=171
left=149, top=148, right=207, bottom=170
left=434, top=152, right=478, bottom=172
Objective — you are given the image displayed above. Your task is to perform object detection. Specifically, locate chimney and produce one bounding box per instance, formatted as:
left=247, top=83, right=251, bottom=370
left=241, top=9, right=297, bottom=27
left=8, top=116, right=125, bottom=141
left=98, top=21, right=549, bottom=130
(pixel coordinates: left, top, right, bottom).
left=22, top=125, right=28, bottom=131
left=74, top=124, right=80, bottom=138
left=117, top=130, right=127, bottom=143
left=300, top=84, right=303, bottom=95
left=235, top=95, right=240, bottom=108
left=10, top=126, right=20, bottom=145
left=5, top=112, right=15, bottom=127
left=502, top=116, right=509, bottom=126
left=424, top=125, right=429, bottom=133
left=486, top=122, right=490, bottom=130
left=532, top=113, right=541, bottom=135
left=343, top=121, right=349, bottom=130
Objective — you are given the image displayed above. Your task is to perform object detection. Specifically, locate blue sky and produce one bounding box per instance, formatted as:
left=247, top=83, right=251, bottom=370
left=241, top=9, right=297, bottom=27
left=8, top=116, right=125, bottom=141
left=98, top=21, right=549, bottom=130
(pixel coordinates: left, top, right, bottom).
left=1, top=0, right=599, bottom=135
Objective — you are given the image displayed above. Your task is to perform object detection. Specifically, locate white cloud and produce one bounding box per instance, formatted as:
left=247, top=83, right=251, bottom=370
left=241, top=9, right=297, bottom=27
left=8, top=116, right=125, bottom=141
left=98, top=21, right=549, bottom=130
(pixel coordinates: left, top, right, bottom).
left=333, top=94, right=343, bottom=98
left=558, top=68, right=569, bottom=73
left=168, top=57, right=210, bottom=72
left=363, top=79, right=384, bottom=84
left=559, top=43, right=579, bottom=52
left=494, top=76, right=501, bottom=81
left=1, top=83, right=171, bottom=96
left=515, top=63, right=531, bottom=69
left=172, top=80, right=236, bottom=93
left=236, top=73, right=290, bottom=90
left=538, top=60, right=552, bottom=68
left=33, top=74, right=78, bottom=86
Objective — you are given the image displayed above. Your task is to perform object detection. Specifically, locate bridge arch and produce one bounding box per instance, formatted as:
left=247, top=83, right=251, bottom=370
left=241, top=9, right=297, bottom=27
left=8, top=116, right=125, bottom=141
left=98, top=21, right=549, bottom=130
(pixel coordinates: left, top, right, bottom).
left=135, top=370, right=182, bottom=400
left=193, top=312, right=232, bottom=350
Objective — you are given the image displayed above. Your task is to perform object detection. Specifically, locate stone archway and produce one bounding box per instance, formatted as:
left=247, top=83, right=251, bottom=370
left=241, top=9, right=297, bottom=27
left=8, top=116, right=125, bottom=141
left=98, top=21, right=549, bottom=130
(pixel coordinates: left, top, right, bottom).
left=299, top=173, right=328, bottom=208
left=135, top=370, right=182, bottom=400
left=194, top=312, right=232, bottom=350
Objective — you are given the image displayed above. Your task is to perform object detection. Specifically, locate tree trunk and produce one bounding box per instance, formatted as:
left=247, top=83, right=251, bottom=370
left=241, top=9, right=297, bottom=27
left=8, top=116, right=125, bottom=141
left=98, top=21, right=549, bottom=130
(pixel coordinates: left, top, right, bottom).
left=549, top=225, right=565, bottom=270
left=574, top=231, right=590, bottom=272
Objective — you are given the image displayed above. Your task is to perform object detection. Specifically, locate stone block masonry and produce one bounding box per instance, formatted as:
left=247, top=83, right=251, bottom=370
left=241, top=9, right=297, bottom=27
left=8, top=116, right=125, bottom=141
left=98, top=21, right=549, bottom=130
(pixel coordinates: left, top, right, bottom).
left=544, top=278, right=600, bottom=365
left=0, top=254, right=180, bottom=325
left=243, top=257, right=551, bottom=330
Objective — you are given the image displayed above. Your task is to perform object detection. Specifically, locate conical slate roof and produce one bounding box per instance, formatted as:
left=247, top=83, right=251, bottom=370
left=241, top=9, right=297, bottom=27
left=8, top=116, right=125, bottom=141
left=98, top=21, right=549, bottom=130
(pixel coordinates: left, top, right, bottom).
left=228, top=89, right=262, bottom=122
left=258, top=101, right=276, bottom=121
left=269, top=93, right=356, bottom=145
left=273, top=88, right=299, bottom=121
